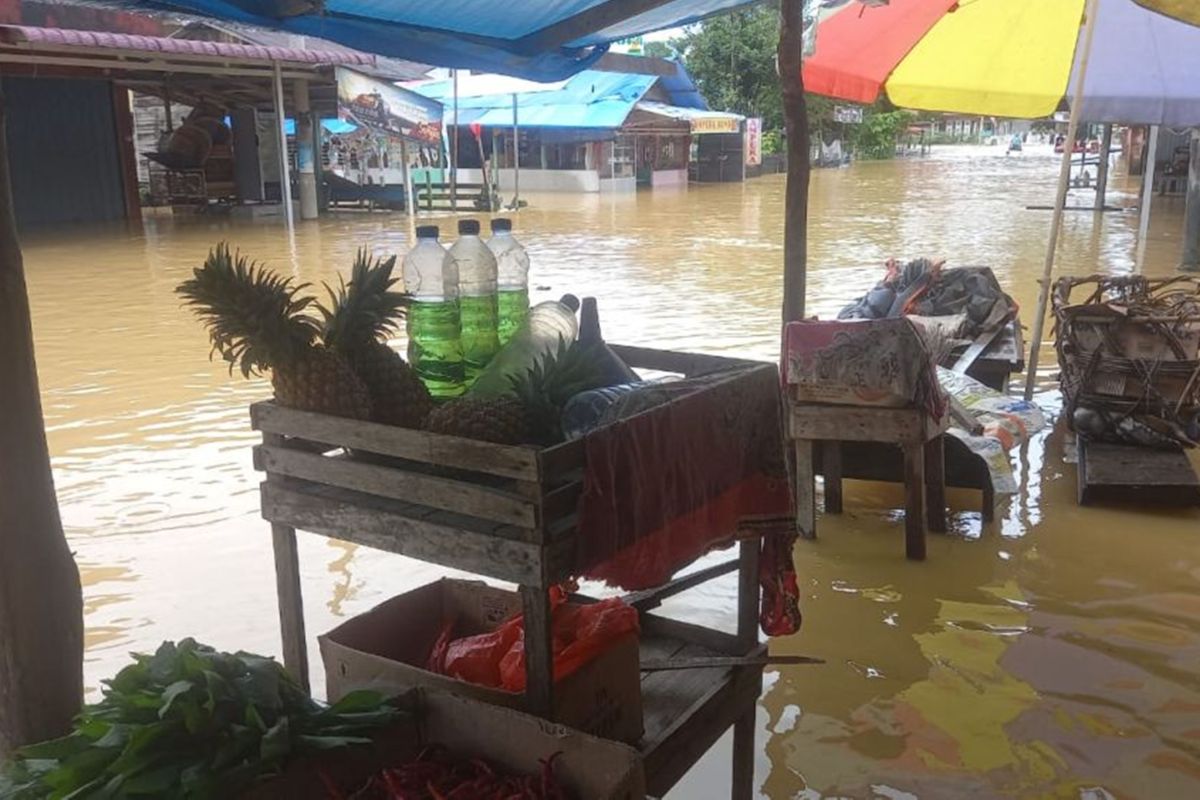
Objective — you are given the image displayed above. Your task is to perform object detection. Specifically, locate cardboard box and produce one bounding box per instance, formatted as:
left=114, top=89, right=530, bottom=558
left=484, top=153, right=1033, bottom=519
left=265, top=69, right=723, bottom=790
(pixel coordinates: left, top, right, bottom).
left=244, top=687, right=645, bottom=799
left=320, top=579, right=644, bottom=743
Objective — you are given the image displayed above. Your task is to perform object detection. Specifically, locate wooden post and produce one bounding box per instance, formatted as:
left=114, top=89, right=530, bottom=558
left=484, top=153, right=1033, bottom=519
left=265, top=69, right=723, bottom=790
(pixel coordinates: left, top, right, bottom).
left=1136, top=125, right=1160, bottom=271
left=778, top=0, right=811, bottom=332
left=520, top=585, right=554, bottom=718
left=1183, top=128, right=1200, bottom=272
left=271, top=521, right=310, bottom=692
left=1094, top=123, right=1113, bottom=212
left=0, top=86, right=84, bottom=757
left=822, top=441, right=843, bottom=514
left=736, top=537, right=760, bottom=652
left=1023, top=0, right=1100, bottom=401
left=271, top=61, right=294, bottom=229
left=731, top=703, right=758, bottom=800
left=450, top=69, right=458, bottom=212
left=794, top=439, right=816, bottom=539
left=924, top=435, right=947, bottom=534
left=903, top=444, right=927, bottom=560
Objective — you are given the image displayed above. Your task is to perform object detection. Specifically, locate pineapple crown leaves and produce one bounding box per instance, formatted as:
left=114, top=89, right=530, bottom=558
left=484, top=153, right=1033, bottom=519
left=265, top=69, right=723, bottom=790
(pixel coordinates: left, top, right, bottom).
left=176, top=242, right=320, bottom=378
left=507, top=337, right=611, bottom=444
left=320, top=248, right=412, bottom=352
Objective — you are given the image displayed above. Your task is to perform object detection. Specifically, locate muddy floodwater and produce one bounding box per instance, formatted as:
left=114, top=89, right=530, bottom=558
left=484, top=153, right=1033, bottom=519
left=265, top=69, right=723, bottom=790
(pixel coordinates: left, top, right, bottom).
left=20, top=144, right=1200, bottom=798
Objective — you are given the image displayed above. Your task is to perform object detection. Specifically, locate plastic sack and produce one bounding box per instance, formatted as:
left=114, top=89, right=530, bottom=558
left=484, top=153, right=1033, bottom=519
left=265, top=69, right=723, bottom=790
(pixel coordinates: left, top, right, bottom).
left=427, top=590, right=639, bottom=692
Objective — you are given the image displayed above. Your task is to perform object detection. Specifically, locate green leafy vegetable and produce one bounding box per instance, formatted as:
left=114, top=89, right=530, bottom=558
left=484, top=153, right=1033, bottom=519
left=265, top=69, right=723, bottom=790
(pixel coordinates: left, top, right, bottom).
left=0, top=639, right=402, bottom=800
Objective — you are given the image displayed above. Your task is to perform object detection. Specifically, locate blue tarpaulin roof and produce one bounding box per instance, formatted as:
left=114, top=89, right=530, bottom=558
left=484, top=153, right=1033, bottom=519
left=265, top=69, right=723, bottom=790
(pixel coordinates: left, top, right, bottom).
left=140, top=0, right=760, bottom=80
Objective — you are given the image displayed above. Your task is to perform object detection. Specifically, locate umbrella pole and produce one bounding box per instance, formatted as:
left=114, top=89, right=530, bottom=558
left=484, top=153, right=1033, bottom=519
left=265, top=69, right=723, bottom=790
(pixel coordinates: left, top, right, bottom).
left=1023, top=0, right=1101, bottom=401
left=1136, top=125, right=1160, bottom=271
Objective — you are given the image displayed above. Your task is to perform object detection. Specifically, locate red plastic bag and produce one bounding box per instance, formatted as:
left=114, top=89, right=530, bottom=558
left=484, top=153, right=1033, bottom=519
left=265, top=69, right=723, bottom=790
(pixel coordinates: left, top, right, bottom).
left=429, top=590, right=639, bottom=692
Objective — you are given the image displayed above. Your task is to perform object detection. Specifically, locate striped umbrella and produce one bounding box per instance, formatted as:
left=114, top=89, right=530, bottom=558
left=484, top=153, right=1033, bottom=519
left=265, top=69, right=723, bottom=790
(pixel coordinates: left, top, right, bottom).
left=804, top=0, right=1200, bottom=399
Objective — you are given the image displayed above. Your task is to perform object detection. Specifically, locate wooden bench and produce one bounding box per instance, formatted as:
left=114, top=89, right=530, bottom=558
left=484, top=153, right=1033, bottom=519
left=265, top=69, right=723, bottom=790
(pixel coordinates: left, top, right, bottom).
left=790, top=404, right=950, bottom=560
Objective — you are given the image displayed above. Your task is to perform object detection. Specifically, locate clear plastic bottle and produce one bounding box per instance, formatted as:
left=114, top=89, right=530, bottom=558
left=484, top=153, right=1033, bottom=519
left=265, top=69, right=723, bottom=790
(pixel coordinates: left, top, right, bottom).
left=488, top=218, right=530, bottom=346
left=449, top=219, right=500, bottom=385
left=469, top=295, right=580, bottom=398
left=402, top=225, right=464, bottom=397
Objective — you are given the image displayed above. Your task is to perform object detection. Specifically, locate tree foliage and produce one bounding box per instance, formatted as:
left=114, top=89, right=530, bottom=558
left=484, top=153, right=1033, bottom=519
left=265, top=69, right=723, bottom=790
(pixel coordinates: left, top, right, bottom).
left=673, top=3, right=910, bottom=158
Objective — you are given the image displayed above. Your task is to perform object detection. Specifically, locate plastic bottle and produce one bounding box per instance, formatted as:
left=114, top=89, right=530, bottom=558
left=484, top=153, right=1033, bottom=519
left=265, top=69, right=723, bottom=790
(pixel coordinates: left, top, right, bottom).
left=578, top=297, right=639, bottom=386
left=488, top=218, right=531, bottom=346
left=560, top=383, right=645, bottom=439
left=449, top=219, right=500, bottom=384
left=469, top=295, right=580, bottom=398
left=402, top=225, right=464, bottom=397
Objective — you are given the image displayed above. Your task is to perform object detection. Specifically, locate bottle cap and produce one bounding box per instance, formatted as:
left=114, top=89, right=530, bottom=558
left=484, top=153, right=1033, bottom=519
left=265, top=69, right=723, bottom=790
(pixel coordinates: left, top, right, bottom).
left=491, top=218, right=513, bottom=232
left=559, top=293, right=581, bottom=312
left=415, top=225, right=439, bottom=239
left=458, top=219, right=481, bottom=235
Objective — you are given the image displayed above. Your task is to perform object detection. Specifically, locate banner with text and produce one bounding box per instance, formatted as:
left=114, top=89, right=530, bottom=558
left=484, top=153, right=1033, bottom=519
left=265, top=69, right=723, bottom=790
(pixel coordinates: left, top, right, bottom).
left=336, top=67, right=443, bottom=145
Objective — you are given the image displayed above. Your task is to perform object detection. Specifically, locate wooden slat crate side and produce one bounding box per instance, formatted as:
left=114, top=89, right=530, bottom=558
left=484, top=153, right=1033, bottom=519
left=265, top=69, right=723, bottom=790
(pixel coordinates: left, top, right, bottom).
left=250, top=402, right=541, bottom=481
left=260, top=482, right=549, bottom=586
left=611, top=344, right=758, bottom=377
left=253, top=444, right=539, bottom=529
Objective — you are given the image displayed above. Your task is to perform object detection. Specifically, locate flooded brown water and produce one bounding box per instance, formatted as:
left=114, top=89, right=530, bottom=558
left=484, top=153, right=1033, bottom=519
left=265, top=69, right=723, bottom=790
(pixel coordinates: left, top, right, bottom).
left=19, top=143, right=1200, bottom=798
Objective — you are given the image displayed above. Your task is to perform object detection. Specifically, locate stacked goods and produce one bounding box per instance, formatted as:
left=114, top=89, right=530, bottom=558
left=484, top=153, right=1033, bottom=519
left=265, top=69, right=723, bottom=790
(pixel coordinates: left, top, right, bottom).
left=0, top=640, right=402, bottom=799
left=1054, top=275, right=1200, bottom=448
left=178, top=244, right=431, bottom=428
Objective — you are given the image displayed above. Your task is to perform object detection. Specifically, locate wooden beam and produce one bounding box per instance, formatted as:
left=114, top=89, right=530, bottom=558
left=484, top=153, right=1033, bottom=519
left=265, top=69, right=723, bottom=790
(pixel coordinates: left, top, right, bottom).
left=0, top=84, right=84, bottom=757
left=516, top=0, right=677, bottom=54
left=779, top=0, right=811, bottom=332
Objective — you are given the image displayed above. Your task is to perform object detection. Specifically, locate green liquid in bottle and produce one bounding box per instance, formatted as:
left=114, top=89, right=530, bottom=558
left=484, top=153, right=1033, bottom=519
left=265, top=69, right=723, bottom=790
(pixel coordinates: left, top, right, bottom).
left=496, top=289, right=530, bottom=346
left=407, top=299, right=465, bottom=398
left=459, top=294, right=500, bottom=385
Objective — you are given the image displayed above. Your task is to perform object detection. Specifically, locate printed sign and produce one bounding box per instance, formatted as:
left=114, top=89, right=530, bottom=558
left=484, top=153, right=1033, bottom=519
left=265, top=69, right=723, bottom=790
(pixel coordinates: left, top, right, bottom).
left=833, top=105, right=864, bottom=124
left=336, top=67, right=443, bottom=145
left=691, top=116, right=741, bottom=134
left=745, top=117, right=762, bottom=166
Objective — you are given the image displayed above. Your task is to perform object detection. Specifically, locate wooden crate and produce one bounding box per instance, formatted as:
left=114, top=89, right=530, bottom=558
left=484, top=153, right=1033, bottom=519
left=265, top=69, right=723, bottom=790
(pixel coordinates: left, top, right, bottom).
left=252, top=345, right=760, bottom=588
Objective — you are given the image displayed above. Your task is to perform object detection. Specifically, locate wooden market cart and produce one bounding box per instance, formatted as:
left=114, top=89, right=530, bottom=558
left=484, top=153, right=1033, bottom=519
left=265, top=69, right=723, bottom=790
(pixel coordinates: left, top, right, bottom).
left=252, top=345, right=782, bottom=799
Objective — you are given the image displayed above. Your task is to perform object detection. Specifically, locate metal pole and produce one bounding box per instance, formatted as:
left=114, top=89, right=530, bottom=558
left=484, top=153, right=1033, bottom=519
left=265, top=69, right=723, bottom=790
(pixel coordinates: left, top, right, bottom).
left=451, top=69, right=458, bottom=212
left=512, top=93, right=520, bottom=208
left=271, top=62, right=294, bottom=228
left=1136, top=125, right=1160, bottom=271
left=1183, top=128, right=1200, bottom=271
left=1023, top=0, right=1100, bottom=401
left=1094, top=123, right=1112, bottom=212
left=401, top=139, right=413, bottom=217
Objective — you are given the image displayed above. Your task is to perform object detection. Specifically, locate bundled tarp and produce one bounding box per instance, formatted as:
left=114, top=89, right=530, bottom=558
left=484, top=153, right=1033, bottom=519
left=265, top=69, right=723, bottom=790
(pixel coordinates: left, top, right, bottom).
left=839, top=259, right=1018, bottom=343
left=1054, top=275, right=1200, bottom=448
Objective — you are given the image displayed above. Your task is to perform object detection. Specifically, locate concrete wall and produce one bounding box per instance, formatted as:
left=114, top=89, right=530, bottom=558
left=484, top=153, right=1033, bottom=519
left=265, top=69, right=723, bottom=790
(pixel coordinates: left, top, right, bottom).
left=599, top=176, right=637, bottom=193
left=457, top=167, right=601, bottom=193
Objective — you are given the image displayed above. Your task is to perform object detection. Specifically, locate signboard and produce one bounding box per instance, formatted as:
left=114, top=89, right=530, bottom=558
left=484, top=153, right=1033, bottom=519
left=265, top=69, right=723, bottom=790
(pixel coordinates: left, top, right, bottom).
left=745, top=118, right=762, bottom=166
left=691, top=116, right=741, bottom=135
left=336, top=67, right=443, bottom=145
left=833, top=105, right=864, bottom=124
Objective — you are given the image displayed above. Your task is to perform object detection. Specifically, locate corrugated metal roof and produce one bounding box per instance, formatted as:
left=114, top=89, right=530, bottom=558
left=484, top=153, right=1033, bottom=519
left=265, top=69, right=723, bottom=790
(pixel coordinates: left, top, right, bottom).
left=0, top=23, right=376, bottom=65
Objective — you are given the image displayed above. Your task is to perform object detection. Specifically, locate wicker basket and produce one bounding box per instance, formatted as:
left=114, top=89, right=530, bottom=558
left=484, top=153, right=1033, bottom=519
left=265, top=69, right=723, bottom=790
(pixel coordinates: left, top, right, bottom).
left=1053, top=275, right=1200, bottom=425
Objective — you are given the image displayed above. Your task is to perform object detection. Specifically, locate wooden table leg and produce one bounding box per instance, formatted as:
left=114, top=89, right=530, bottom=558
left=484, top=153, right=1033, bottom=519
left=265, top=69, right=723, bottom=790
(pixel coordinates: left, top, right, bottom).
left=982, top=481, right=996, bottom=523
left=924, top=435, right=946, bottom=533
left=902, top=444, right=927, bottom=561
left=731, top=703, right=757, bottom=800
left=520, top=585, right=554, bottom=719
left=795, top=439, right=816, bottom=540
left=736, top=538, right=761, bottom=652
left=271, top=522, right=309, bottom=692
left=823, top=440, right=843, bottom=514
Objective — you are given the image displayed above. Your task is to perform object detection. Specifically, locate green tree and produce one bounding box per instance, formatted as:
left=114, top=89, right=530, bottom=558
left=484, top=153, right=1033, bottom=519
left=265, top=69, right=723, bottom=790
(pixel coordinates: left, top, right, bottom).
left=642, top=40, right=675, bottom=59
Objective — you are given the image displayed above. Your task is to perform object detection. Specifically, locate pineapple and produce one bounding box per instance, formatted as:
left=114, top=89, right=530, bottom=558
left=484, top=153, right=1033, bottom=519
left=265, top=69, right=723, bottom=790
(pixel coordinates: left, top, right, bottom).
left=177, top=243, right=372, bottom=420
left=426, top=339, right=608, bottom=445
left=320, top=249, right=434, bottom=428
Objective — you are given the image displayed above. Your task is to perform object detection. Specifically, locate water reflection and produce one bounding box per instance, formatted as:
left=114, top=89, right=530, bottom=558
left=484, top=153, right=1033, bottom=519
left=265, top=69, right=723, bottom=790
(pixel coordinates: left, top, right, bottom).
left=19, top=142, right=1200, bottom=797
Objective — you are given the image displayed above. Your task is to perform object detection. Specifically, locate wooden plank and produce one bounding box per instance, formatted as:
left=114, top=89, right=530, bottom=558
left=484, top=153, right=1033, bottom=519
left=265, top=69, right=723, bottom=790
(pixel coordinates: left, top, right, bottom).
left=520, top=586, right=554, bottom=718
left=623, top=559, right=739, bottom=612
left=737, top=539, right=760, bottom=652
left=1078, top=439, right=1200, bottom=506
left=951, top=324, right=1005, bottom=375
left=537, top=438, right=585, bottom=487
left=903, top=444, right=927, bottom=561
left=271, top=522, right=309, bottom=693
left=790, top=405, right=926, bottom=444
left=254, top=444, right=538, bottom=529
left=642, top=644, right=766, bottom=797
left=609, top=344, right=759, bottom=376
left=250, top=401, right=540, bottom=481
left=537, top=479, right=583, bottom=530
left=639, top=613, right=744, bottom=656
left=823, top=440, right=843, bottom=513
left=924, top=435, right=947, bottom=534
left=794, top=439, right=816, bottom=539
left=260, top=482, right=550, bottom=586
